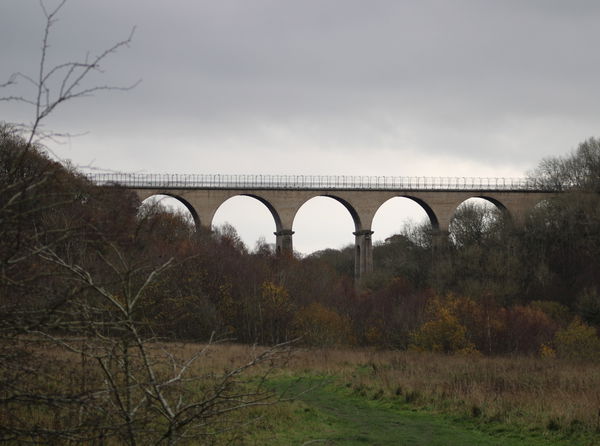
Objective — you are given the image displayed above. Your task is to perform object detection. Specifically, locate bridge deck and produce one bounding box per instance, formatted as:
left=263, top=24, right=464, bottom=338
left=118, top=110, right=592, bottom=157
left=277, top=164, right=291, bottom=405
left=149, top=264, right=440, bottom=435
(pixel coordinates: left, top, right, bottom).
left=87, top=173, right=553, bottom=192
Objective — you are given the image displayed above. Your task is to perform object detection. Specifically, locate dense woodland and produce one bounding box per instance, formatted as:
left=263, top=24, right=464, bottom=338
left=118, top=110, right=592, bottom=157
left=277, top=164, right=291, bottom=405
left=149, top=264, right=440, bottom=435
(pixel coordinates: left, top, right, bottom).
left=2, top=126, right=600, bottom=442
left=2, top=126, right=600, bottom=354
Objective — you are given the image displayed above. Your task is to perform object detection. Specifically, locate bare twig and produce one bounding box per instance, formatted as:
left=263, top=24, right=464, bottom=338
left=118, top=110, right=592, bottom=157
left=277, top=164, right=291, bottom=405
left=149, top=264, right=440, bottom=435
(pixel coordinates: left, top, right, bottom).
left=1, top=0, right=139, bottom=147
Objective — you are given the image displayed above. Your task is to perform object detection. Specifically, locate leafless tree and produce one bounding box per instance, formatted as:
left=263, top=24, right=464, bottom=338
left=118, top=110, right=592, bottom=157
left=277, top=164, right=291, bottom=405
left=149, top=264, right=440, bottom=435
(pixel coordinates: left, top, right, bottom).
left=1, top=2, right=289, bottom=444
left=27, top=240, right=290, bottom=444
left=1, top=0, right=139, bottom=147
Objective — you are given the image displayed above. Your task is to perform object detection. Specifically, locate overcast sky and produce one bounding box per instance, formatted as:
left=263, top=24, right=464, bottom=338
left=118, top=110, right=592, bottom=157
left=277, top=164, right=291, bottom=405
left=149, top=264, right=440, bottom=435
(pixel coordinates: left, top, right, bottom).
left=2, top=0, right=599, bottom=253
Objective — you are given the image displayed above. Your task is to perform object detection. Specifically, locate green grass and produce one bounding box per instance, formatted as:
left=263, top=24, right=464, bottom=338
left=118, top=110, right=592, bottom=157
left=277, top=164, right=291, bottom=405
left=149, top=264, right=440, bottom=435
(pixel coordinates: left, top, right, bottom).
left=250, top=375, right=599, bottom=446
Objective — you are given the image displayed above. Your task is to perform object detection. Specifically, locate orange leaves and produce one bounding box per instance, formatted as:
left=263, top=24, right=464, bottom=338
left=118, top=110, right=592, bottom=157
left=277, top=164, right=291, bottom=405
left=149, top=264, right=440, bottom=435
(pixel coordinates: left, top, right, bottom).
left=409, top=294, right=568, bottom=355
left=292, top=302, right=354, bottom=347
left=553, top=317, right=600, bottom=360
left=410, top=296, right=476, bottom=354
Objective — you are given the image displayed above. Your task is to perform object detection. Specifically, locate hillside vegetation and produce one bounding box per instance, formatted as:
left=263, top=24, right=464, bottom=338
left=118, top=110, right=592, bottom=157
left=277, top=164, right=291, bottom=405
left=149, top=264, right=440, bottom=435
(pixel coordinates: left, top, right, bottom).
left=2, top=126, right=600, bottom=442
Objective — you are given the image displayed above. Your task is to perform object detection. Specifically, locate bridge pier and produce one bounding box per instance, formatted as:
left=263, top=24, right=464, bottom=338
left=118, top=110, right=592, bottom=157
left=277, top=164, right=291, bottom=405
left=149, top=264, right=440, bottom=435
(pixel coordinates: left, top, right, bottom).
left=354, top=229, right=374, bottom=281
left=274, top=229, right=294, bottom=255
left=432, top=229, right=450, bottom=251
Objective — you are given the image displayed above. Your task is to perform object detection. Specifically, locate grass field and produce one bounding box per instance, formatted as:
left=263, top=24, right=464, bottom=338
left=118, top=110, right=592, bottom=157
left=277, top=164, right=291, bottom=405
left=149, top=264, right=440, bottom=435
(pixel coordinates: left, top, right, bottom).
left=6, top=342, right=600, bottom=445
left=251, top=376, right=591, bottom=445
left=195, top=344, right=600, bottom=445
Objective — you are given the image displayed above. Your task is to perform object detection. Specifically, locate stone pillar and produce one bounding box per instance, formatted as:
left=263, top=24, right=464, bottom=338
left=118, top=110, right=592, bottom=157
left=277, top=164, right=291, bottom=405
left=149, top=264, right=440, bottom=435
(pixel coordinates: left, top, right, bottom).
left=431, top=213, right=452, bottom=253
left=508, top=208, right=529, bottom=228
left=353, top=229, right=373, bottom=281
left=274, top=229, right=294, bottom=256
left=432, top=229, right=450, bottom=252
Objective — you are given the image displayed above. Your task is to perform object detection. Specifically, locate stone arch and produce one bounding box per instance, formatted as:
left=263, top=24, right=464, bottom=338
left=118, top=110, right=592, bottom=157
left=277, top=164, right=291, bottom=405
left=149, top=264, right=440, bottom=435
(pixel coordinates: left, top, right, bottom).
left=290, top=194, right=361, bottom=248
left=212, top=193, right=283, bottom=233
left=139, top=193, right=201, bottom=230
left=305, top=194, right=362, bottom=232
left=328, top=195, right=362, bottom=232
left=241, top=194, right=283, bottom=232
left=446, top=196, right=510, bottom=246
left=472, top=195, right=509, bottom=215
left=523, top=198, right=554, bottom=225
left=390, top=195, right=439, bottom=230
left=451, top=196, right=509, bottom=219
left=530, top=197, right=553, bottom=211
left=452, top=195, right=513, bottom=227
left=409, top=196, right=439, bottom=229
left=292, top=194, right=369, bottom=278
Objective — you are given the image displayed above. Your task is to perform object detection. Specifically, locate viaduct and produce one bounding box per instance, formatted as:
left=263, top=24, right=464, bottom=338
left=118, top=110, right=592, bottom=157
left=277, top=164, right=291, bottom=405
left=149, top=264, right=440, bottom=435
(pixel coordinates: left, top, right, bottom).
left=90, top=174, right=558, bottom=280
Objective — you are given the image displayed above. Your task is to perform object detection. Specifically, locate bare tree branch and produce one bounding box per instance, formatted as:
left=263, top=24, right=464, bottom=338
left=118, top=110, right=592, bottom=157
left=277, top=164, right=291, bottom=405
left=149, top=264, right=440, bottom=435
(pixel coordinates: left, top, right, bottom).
left=1, top=1, right=140, bottom=147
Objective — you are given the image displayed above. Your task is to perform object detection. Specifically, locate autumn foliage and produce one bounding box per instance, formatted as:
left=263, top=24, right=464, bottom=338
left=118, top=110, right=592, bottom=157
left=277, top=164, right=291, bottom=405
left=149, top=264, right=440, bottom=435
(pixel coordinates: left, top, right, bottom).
left=3, top=129, right=600, bottom=358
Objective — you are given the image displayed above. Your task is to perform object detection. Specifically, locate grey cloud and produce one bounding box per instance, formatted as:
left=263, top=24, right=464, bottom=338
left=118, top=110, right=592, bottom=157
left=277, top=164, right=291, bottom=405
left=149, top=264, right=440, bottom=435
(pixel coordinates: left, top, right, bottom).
left=2, top=0, right=600, bottom=171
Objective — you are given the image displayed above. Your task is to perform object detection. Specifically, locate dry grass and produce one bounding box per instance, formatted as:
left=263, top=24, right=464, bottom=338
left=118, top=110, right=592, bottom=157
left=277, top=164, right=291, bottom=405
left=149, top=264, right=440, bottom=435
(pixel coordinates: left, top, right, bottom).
left=0, top=339, right=290, bottom=445
left=134, top=342, right=600, bottom=434
left=135, top=343, right=600, bottom=433
left=6, top=340, right=600, bottom=441
left=277, top=347, right=600, bottom=433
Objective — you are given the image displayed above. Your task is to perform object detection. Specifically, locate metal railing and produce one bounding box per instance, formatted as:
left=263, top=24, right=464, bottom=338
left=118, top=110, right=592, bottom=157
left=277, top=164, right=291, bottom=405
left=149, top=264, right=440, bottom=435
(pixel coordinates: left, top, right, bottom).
left=86, top=173, right=553, bottom=192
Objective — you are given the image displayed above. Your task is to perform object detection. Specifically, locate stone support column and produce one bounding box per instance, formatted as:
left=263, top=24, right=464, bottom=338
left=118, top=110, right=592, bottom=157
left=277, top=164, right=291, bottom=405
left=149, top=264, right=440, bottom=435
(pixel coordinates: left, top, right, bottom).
left=432, top=229, right=450, bottom=252
left=353, top=229, right=374, bottom=281
left=274, top=229, right=294, bottom=255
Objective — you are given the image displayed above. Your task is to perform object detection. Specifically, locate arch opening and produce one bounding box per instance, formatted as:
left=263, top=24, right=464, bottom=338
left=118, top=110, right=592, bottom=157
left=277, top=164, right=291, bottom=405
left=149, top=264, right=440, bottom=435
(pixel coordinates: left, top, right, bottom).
left=323, top=194, right=362, bottom=232
left=292, top=196, right=357, bottom=256
left=139, top=194, right=200, bottom=229
left=525, top=198, right=555, bottom=227
left=212, top=195, right=280, bottom=252
left=530, top=198, right=553, bottom=212
left=372, top=196, right=434, bottom=245
left=449, top=197, right=506, bottom=247
left=474, top=195, right=509, bottom=215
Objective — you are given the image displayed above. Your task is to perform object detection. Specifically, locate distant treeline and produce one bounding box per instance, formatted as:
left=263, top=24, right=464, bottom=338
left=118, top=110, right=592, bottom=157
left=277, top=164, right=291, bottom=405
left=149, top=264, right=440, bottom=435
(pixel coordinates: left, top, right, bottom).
left=2, top=126, right=600, bottom=358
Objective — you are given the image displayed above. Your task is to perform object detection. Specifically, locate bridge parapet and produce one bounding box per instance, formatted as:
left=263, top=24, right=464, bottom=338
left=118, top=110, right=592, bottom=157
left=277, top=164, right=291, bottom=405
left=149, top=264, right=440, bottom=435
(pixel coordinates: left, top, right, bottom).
left=87, top=173, right=553, bottom=192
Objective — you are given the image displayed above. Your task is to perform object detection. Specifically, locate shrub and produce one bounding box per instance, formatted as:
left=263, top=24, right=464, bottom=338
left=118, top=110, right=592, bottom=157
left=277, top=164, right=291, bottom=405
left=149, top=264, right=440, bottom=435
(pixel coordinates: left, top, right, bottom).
left=292, top=302, right=354, bottom=347
left=554, top=318, right=600, bottom=361
left=410, top=304, right=476, bottom=353
left=501, top=305, right=558, bottom=354
left=576, top=287, right=600, bottom=326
